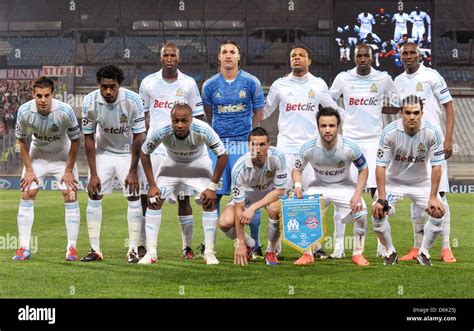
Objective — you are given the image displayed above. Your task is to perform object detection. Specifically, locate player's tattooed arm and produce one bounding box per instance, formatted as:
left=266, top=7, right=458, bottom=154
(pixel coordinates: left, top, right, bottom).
left=443, top=101, right=454, bottom=159
left=124, top=133, right=142, bottom=196
left=18, top=138, right=39, bottom=191
left=373, top=165, right=388, bottom=219
left=382, top=106, right=400, bottom=114
left=84, top=134, right=101, bottom=197
left=234, top=202, right=248, bottom=266
left=427, top=165, right=445, bottom=218
left=61, top=138, right=80, bottom=192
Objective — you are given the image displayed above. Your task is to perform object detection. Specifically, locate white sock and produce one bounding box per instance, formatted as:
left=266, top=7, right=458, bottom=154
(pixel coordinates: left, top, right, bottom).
left=273, top=237, right=282, bottom=253
left=17, top=199, right=34, bottom=250
left=333, top=207, right=345, bottom=250
left=266, top=218, right=280, bottom=252
left=372, top=216, right=395, bottom=255
left=127, top=200, right=142, bottom=253
left=65, top=201, right=80, bottom=249
left=420, top=218, right=443, bottom=258
left=86, top=199, right=102, bottom=253
left=138, top=215, right=146, bottom=247
left=334, top=236, right=344, bottom=252
left=411, top=204, right=426, bottom=248
left=353, top=215, right=367, bottom=256
left=145, top=208, right=162, bottom=256
left=179, top=215, right=194, bottom=249
left=202, top=210, right=218, bottom=255
left=440, top=196, right=451, bottom=249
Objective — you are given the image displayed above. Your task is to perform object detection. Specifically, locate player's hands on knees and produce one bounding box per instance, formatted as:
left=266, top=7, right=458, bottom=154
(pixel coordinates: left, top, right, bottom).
left=200, top=189, right=216, bottom=210
left=61, top=171, right=78, bottom=192
left=426, top=197, right=445, bottom=219
left=294, top=187, right=303, bottom=199
left=147, top=185, right=161, bottom=208
left=125, top=171, right=139, bottom=196
left=20, top=170, right=39, bottom=192
left=372, top=201, right=387, bottom=220
left=240, top=208, right=255, bottom=225
left=234, top=242, right=248, bottom=266
left=87, top=175, right=101, bottom=196
left=350, top=195, right=363, bottom=214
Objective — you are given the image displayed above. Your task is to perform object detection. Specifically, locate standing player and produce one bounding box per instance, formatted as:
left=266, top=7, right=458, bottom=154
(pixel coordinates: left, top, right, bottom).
left=139, top=42, right=205, bottom=259
left=292, top=107, right=370, bottom=266
left=219, top=127, right=287, bottom=266
left=264, top=45, right=343, bottom=259
left=393, top=42, right=456, bottom=263
left=409, top=7, right=431, bottom=44
left=329, top=44, right=397, bottom=258
left=139, top=103, right=228, bottom=265
left=13, top=76, right=81, bottom=261
left=202, top=40, right=265, bottom=257
left=81, top=65, right=146, bottom=263
left=392, top=9, right=411, bottom=43
left=373, top=96, right=446, bottom=266
left=357, top=12, right=376, bottom=40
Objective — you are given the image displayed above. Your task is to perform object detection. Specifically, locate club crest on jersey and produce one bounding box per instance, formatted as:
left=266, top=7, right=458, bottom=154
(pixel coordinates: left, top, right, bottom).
left=416, top=82, right=424, bottom=92
left=51, top=123, right=59, bottom=132
left=239, top=89, right=246, bottom=98
left=265, top=170, right=274, bottom=178
left=418, top=143, right=426, bottom=152
left=337, top=160, right=345, bottom=168
left=215, top=92, right=222, bottom=98
left=176, top=88, right=184, bottom=97
left=308, top=89, right=316, bottom=98
left=370, top=84, right=377, bottom=93
left=120, top=114, right=128, bottom=123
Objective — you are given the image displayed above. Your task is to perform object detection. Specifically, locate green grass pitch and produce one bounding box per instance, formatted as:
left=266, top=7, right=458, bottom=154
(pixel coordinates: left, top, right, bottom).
left=0, top=191, right=473, bottom=298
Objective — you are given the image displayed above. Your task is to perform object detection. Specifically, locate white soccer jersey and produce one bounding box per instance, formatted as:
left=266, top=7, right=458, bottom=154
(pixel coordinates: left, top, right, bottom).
left=392, top=13, right=411, bottom=30
left=82, top=88, right=146, bottom=156
left=142, top=118, right=226, bottom=163
left=16, top=99, right=81, bottom=161
left=295, top=135, right=367, bottom=185
left=377, top=119, right=445, bottom=186
left=409, top=11, right=431, bottom=28
left=393, top=64, right=452, bottom=133
left=231, top=147, right=288, bottom=203
left=330, top=67, right=395, bottom=142
left=139, top=69, right=204, bottom=131
left=357, top=13, right=375, bottom=33
left=264, top=73, right=342, bottom=154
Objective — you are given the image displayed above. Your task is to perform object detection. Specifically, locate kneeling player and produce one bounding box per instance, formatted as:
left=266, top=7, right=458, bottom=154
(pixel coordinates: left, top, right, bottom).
left=139, top=103, right=228, bottom=265
left=219, top=127, right=287, bottom=266
left=293, top=107, right=370, bottom=266
left=372, top=96, right=446, bottom=266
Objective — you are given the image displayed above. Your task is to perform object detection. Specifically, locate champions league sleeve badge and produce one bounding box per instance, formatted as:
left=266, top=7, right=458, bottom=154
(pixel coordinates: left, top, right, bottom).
left=280, top=194, right=326, bottom=253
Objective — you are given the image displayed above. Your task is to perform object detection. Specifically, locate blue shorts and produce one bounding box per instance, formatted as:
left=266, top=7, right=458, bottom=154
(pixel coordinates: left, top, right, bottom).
left=209, top=139, right=248, bottom=195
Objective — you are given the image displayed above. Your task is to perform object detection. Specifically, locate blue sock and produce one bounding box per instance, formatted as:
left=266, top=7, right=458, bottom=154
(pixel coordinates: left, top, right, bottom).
left=249, top=209, right=261, bottom=248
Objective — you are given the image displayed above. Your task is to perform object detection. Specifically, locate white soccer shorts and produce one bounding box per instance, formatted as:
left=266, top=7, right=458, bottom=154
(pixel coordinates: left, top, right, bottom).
left=349, top=139, right=377, bottom=189
left=156, top=154, right=213, bottom=200
left=306, top=183, right=368, bottom=223
left=22, top=159, right=78, bottom=191
left=91, top=153, right=146, bottom=196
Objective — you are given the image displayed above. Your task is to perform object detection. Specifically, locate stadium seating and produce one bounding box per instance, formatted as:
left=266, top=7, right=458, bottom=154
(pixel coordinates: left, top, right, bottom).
left=5, top=37, right=74, bottom=66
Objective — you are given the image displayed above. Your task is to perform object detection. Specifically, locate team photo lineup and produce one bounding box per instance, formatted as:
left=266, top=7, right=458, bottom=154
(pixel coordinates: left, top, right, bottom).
left=11, top=39, right=456, bottom=268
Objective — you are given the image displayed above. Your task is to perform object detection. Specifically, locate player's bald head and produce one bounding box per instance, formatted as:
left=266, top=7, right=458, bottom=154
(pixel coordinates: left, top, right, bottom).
left=171, top=103, right=193, bottom=117
left=160, top=42, right=180, bottom=59
left=400, top=42, right=420, bottom=55
left=355, top=44, right=372, bottom=58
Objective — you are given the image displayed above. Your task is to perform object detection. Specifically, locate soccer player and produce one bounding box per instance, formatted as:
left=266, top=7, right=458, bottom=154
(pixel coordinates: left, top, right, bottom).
left=357, top=12, right=376, bottom=40
left=392, top=9, right=411, bottom=43
left=264, top=45, right=343, bottom=259
left=219, top=127, right=287, bottom=266
left=139, top=42, right=205, bottom=259
left=202, top=40, right=265, bottom=257
left=329, top=44, right=397, bottom=259
left=81, top=65, right=146, bottom=263
left=139, top=103, right=228, bottom=265
left=409, top=6, right=431, bottom=44
left=373, top=96, right=446, bottom=266
left=393, top=42, right=456, bottom=263
left=13, top=76, right=81, bottom=261
left=292, top=107, right=370, bottom=266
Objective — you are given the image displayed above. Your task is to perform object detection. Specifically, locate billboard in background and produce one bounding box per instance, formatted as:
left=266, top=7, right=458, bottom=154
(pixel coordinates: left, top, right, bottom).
left=333, top=0, right=434, bottom=77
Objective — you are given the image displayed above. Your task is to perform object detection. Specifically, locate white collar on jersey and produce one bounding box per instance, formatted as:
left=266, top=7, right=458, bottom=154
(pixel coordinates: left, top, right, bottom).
left=404, top=63, right=426, bottom=77
left=158, top=69, right=182, bottom=81
left=97, top=87, right=125, bottom=105
left=316, top=134, right=343, bottom=155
